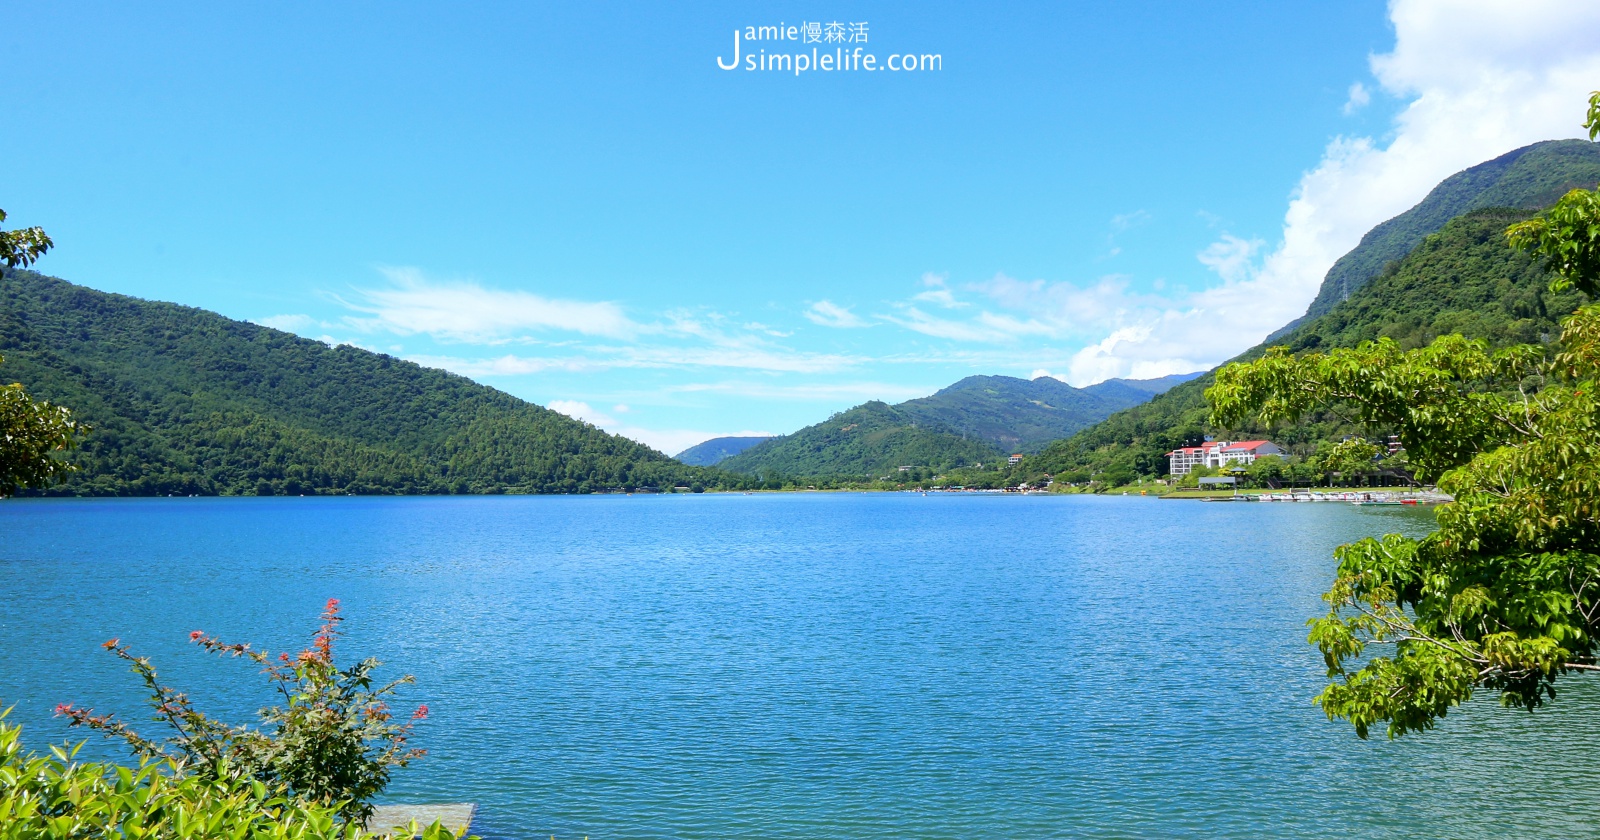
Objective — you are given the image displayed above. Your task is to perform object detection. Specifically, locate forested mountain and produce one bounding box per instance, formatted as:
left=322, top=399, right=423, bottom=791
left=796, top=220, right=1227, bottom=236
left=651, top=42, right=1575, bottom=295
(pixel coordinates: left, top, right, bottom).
left=895, top=373, right=1191, bottom=453
left=1024, top=206, right=1582, bottom=480
left=674, top=435, right=772, bottom=466
left=719, top=372, right=1194, bottom=478
left=1275, top=139, right=1600, bottom=337
left=716, top=400, right=1004, bottom=478
left=0, top=269, right=743, bottom=495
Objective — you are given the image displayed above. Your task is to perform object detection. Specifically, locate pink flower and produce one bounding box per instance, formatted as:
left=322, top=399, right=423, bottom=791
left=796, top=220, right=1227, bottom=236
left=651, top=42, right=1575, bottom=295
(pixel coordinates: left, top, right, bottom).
left=412, top=704, right=429, bottom=720
left=53, top=703, right=71, bottom=716
left=189, top=630, right=204, bottom=641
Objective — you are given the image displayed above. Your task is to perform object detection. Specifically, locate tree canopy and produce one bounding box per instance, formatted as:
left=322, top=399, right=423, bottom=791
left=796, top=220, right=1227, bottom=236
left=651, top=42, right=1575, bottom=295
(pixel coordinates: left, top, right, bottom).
left=0, top=359, right=84, bottom=494
left=0, top=207, right=52, bottom=269
left=0, top=208, right=82, bottom=494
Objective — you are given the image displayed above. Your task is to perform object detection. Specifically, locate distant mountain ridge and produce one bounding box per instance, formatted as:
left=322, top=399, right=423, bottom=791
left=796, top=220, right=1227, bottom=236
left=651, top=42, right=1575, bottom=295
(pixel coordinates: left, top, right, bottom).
left=1073, top=373, right=1204, bottom=408
left=718, top=372, right=1196, bottom=478
left=675, top=435, right=772, bottom=466
left=0, top=269, right=739, bottom=495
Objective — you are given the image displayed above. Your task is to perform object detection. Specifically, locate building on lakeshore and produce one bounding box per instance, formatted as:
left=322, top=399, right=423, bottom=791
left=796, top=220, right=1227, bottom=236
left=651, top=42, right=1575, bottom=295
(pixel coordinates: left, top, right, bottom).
left=1165, top=440, right=1284, bottom=476
left=1008, top=453, right=1024, bottom=466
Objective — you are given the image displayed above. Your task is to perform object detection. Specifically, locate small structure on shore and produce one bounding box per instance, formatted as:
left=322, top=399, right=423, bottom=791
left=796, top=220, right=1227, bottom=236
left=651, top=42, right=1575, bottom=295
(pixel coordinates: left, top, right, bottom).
left=367, top=804, right=476, bottom=837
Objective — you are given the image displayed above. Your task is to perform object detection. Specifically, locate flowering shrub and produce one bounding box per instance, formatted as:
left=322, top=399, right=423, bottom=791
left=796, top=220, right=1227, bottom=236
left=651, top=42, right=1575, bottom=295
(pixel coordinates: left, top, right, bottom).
left=0, top=713, right=466, bottom=839
left=57, top=599, right=427, bottom=824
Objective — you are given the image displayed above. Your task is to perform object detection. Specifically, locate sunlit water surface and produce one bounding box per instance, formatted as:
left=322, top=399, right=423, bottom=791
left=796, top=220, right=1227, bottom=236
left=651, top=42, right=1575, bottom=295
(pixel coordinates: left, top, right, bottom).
left=2, top=494, right=1596, bottom=838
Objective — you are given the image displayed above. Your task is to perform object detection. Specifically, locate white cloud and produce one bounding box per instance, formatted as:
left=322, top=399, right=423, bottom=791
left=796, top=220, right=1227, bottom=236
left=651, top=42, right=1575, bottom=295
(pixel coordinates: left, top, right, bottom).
left=1104, top=210, right=1152, bottom=257
left=1110, top=210, right=1151, bottom=233
left=864, top=271, right=1154, bottom=350
left=1065, top=0, right=1600, bottom=382
left=971, top=273, right=1142, bottom=335
left=405, top=354, right=603, bottom=377
left=543, top=399, right=777, bottom=454
left=1343, top=81, right=1372, bottom=115
left=912, top=288, right=965, bottom=308
left=1067, top=321, right=1213, bottom=385
left=879, top=306, right=1021, bottom=343
left=910, top=271, right=968, bottom=308
left=547, top=399, right=608, bottom=424
left=1195, top=234, right=1265, bottom=284
left=669, top=380, right=937, bottom=403
left=804, top=300, right=871, bottom=328
left=344, top=267, right=638, bottom=342
left=405, top=344, right=861, bottom=378
left=253, top=314, right=316, bottom=332
left=975, top=311, right=1057, bottom=337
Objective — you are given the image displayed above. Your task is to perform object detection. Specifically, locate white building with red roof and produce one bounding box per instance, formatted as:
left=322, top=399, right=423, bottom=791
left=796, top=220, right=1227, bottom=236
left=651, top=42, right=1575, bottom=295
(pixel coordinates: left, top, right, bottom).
left=1166, top=439, right=1284, bottom=476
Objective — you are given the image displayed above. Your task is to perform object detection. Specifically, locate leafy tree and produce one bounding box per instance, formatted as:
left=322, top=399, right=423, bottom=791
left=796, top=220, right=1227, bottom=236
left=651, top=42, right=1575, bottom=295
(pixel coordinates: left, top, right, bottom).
left=0, top=209, right=82, bottom=494
left=0, top=358, right=84, bottom=494
left=0, top=207, right=52, bottom=269
left=1098, top=465, right=1135, bottom=488
left=59, top=600, right=426, bottom=823
left=1244, top=453, right=1284, bottom=488
left=1174, top=463, right=1217, bottom=489
left=1314, top=438, right=1380, bottom=487
left=1205, top=93, right=1600, bottom=739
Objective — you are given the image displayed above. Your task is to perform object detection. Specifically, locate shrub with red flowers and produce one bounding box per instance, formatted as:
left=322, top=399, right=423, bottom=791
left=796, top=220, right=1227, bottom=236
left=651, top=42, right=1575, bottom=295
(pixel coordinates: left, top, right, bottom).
left=57, top=599, right=427, bottom=823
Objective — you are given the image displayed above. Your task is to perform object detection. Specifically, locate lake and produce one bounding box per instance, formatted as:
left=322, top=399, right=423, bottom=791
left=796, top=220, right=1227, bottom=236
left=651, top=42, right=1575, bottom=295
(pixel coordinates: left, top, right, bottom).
left=2, top=494, right=1597, bottom=838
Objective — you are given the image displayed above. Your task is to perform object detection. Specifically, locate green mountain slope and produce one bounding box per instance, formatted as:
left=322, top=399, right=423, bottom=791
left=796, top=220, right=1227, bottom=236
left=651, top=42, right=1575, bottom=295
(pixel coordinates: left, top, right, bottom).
left=719, top=372, right=1195, bottom=478
left=1025, top=206, right=1584, bottom=479
left=674, top=435, right=772, bottom=466
left=1276, top=139, right=1600, bottom=337
left=717, top=401, right=1005, bottom=478
left=0, top=269, right=741, bottom=495
left=895, top=374, right=1187, bottom=454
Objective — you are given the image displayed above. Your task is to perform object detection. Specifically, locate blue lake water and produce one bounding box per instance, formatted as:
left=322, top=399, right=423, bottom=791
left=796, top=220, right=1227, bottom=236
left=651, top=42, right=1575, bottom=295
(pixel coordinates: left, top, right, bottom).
left=3, top=493, right=1598, bottom=838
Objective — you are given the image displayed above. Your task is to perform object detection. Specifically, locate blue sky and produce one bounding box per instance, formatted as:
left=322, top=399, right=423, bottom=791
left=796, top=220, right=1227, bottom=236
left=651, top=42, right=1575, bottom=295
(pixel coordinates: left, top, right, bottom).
left=6, top=2, right=1600, bottom=453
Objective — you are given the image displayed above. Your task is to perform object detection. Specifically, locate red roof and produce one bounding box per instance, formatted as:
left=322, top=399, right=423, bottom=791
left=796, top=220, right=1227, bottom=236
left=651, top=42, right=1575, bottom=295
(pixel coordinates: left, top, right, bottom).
left=1220, top=440, right=1275, bottom=452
